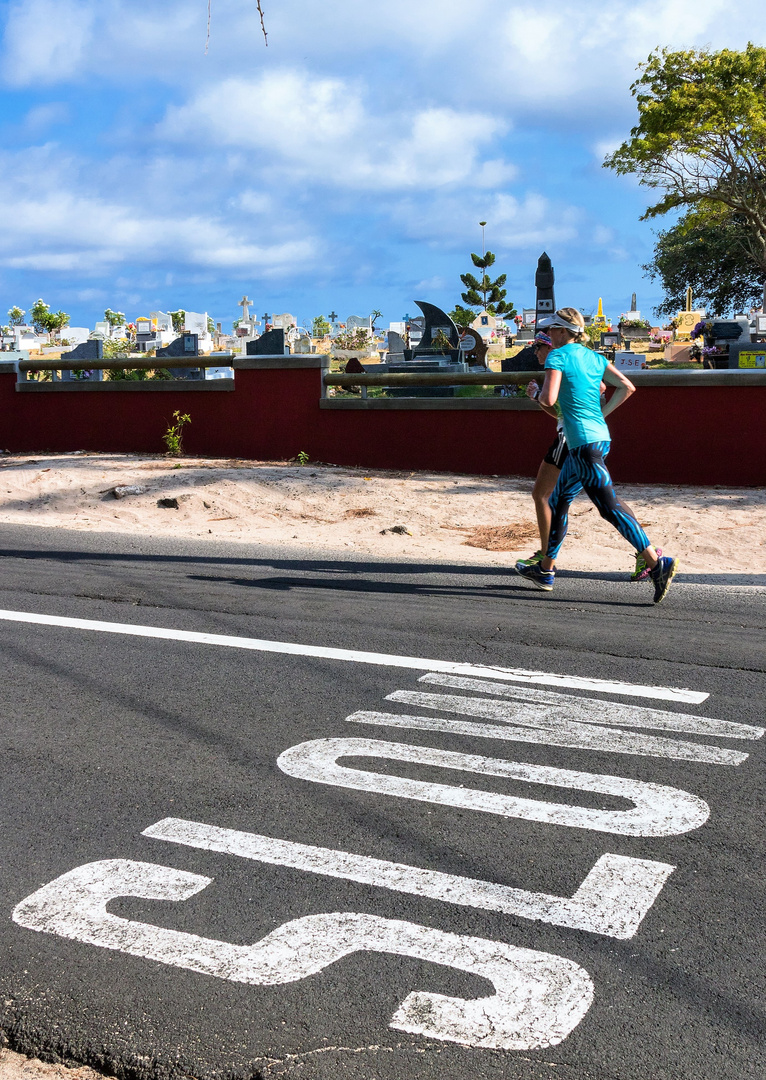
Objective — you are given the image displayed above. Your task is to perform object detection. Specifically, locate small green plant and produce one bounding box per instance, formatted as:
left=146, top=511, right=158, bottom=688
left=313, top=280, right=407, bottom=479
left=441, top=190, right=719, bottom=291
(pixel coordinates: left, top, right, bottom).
left=432, top=329, right=453, bottom=353
left=163, top=411, right=191, bottom=456
left=296, top=450, right=310, bottom=466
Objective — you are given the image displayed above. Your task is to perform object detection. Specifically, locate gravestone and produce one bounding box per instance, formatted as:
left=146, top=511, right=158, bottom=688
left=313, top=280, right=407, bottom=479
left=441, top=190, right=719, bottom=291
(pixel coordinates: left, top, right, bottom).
left=293, top=332, right=313, bottom=354
left=387, top=330, right=406, bottom=356
left=674, top=287, right=705, bottom=340
left=594, top=298, right=608, bottom=327
left=61, top=339, right=104, bottom=361
left=411, top=300, right=459, bottom=354
left=535, top=252, right=555, bottom=323
left=184, top=312, right=208, bottom=335
left=346, top=315, right=373, bottom=332
left=458, top=329, right=488, bottom=366
left=248, top=328, right=286, bottom=355
left=157, top=333, right=199, bottom=357
left=502, top=344, right=538, bottom=373
left=271, top=313, right=296, bottom=331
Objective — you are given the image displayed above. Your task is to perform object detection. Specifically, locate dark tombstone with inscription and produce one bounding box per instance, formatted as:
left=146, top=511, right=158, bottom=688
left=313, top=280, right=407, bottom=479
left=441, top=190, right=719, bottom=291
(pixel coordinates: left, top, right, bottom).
left=391, top=301, right=464, bottom=397
left=61, top=339, right=103, bottom=362
left=156, top=332, right=201, bottom=379
left=457, top=328, right=488, bottom=367
left=247, top=328, right=286, bottom=355
left=403, top=301, right=460, bottom=363
left=535, top=251, right=555, bottom=327
left=157, top=332, right=199, bottom=358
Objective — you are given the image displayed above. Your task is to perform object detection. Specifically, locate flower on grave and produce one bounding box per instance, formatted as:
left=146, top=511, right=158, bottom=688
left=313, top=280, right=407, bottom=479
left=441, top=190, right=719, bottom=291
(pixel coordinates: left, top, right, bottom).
left=701, top=345, right=721, bottom=355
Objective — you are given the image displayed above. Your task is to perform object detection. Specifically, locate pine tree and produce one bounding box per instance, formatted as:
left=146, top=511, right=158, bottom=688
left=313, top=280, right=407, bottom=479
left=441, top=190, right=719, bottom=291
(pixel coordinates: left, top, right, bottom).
left=460, top=252, right=515, bottom=316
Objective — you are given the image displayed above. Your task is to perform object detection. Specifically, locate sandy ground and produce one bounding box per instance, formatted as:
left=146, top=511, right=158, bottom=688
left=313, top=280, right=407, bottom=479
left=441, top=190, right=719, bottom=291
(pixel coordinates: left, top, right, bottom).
left=0, top=452, right=763, bottom=574
left=0, top=1051, right=101, bottom=1080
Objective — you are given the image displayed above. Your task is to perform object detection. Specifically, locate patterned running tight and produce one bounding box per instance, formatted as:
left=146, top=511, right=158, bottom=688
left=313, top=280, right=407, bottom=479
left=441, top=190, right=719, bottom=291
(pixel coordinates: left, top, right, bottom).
left=545, top=440, right=650, bottom=561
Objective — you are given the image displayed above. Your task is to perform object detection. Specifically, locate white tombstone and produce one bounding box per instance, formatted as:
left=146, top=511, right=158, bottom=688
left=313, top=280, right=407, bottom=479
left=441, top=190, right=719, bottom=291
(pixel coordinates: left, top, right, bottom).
left=153, top=311, right=173, bottom=332
left=94, top=321, right=111, bottom=338
left=184, top=311, right=208, bottom=334
left=388, top=321, right=406, bottom=336
left=271, top=312, right=296, bottom=330
left=346, top=314, right=373, bottom=332
left=62, top=327, right=89, bottom=346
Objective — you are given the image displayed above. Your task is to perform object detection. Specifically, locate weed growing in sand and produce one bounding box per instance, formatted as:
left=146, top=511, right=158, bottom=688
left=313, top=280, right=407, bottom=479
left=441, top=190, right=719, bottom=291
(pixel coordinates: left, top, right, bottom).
left=163, top=411, right=191, bottom=456
left=296, top=450, right=310, bottom=466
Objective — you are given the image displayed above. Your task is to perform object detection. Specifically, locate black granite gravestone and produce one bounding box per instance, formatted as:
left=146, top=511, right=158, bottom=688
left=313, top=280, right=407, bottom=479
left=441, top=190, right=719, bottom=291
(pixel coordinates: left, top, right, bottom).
left=157, top=333, right=199, bottom=358
left=412, top=300, right=460, bottom=353
left=247, top=328, right=285, bottom=355
left=61, top=339, right=103, bottom=361
left=535, top=252, right=555, bottom=326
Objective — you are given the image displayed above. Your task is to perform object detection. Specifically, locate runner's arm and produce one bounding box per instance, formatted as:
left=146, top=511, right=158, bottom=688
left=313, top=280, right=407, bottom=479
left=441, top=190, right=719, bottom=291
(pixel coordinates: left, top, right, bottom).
left=601, top=363, right=635, bottom=417
left=539, top=369, right=561, bottom=408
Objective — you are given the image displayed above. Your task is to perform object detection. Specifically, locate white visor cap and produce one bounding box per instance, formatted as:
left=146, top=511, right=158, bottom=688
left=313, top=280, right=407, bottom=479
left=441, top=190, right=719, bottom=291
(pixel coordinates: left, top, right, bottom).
left=537, top=313, right=584, bottom=333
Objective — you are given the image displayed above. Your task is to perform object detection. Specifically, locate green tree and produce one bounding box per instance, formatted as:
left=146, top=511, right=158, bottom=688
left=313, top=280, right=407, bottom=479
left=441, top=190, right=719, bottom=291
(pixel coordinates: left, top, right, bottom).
left=604, top=44, right=766, bottom=278
left=29, top=298, right=53, bottom=334
left=460, top=251, right=515, bottom=315
left=644, top=204, right=763, bottom=317
left=104, top=308, right=125, bottom=327
left=48, top=310, right=70, bottom=339
left=370, top=308, right=382, bottom=329
left=312, top=315, right=331, bottom=337
left=169, top=309, right=186, bottom=332
left=7, top=306, right=25, bottom=325
left=449, top=305, right=478, bottom=329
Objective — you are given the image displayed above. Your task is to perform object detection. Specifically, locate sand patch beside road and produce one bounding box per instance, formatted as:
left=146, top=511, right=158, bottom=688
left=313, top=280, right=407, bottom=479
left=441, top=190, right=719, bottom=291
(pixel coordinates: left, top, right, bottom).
left=0, top=453, right=762, bottom=574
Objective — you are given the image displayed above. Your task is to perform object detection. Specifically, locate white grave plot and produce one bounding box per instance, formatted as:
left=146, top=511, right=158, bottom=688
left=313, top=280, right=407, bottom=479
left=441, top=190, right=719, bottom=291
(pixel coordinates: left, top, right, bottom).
left=271, top=313, right=296, bottom=330
left=184, top=311, right=208, bottom=334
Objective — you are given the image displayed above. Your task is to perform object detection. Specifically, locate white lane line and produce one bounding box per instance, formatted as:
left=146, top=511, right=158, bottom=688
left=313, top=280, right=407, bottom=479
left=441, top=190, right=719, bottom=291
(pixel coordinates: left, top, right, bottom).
left=0, top=608, right=708, bottom=703
left=12, top=858, right=594, bottom=1051
left=143, top=816, right=674, bottom=939
left=347, top=710, right=749, bottom=766
left=277, top=737, right=711, bottom=837
left=417, top=675, right=758, bottom=739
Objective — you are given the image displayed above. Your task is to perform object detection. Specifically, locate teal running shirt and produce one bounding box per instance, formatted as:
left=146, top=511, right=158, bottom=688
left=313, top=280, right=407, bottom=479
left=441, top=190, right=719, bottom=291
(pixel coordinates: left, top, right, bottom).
left=545, top=342, right=610, bottom=448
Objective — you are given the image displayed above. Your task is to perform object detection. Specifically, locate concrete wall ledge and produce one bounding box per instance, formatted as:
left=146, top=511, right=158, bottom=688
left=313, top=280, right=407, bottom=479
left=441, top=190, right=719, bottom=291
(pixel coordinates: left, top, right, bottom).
left=233, top=354, right=330, bottom=370
left=629, top=369, right=766, bottom=386
left=321, top=396, right=538, bottom=410
left=16, top=380, right=235, bottom=392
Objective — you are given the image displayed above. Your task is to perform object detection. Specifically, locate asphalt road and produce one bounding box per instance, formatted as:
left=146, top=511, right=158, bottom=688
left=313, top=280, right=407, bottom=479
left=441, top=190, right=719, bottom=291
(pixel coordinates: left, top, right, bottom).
left=0, top=523, right=764, bottom=1080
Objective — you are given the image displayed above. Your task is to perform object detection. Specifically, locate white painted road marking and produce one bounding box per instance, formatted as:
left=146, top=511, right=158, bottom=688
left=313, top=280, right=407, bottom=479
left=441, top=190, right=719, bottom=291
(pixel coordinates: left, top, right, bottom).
left=0, top=608, right=708, bottom=703
left=144, top=816, right=674, bottom=938
left=417, top=675, right=762, bottom=740
left=352, top=701, right=749, bottom=765
left=277, top=738, right=710, bottom=836
left=12, top=859, right=594, bottom=1050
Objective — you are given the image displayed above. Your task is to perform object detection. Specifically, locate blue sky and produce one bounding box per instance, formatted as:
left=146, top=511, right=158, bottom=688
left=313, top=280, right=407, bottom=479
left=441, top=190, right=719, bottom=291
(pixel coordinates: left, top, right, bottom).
left=0, top=0, right=760, bottom=330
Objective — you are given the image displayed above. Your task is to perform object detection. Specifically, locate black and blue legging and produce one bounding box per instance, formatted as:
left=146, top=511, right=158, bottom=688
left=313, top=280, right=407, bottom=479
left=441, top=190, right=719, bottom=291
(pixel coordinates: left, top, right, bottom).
left=546, top=440, right=650, bottom=561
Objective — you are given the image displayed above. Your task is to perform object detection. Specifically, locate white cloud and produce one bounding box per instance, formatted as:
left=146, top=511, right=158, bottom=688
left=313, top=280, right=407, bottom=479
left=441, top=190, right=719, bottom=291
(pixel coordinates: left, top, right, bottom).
left=0, top=147, right=318, bottom=275
left=392, top=190, right=582, bottom=252
left=2, top=0, right=95, bottom=85
left=160, top=72, right=515, bottom=191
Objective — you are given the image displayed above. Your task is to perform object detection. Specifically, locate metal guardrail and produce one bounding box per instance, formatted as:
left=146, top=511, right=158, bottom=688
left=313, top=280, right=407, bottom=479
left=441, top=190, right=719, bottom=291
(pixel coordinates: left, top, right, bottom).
left=324, top=371, right=536, bottom=388
left=17, top=355, right=235, bottom=373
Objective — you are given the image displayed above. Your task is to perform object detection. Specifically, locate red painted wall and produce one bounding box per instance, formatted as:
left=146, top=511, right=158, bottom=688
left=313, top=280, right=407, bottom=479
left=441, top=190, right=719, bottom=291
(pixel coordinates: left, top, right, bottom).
left=1, top=369, right=763, bottom=486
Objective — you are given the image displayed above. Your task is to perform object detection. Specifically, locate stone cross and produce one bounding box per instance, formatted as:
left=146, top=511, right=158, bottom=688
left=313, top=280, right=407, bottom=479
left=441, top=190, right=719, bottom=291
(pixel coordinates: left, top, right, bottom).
left=239, top=296, right=252, bottom=323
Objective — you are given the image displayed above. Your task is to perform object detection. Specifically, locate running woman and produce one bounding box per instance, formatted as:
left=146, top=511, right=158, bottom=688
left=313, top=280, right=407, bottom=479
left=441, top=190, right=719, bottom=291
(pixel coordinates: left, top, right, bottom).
left=515, top=308, right=678, bottom=603
left=515, top=332, right=565, bottom=568
left=517, top=333, right=654, bottom=583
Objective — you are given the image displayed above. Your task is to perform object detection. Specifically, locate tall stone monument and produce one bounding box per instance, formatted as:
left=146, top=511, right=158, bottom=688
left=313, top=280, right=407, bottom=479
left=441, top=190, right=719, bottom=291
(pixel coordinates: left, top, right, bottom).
left=534, top=252, right=555, bottom=327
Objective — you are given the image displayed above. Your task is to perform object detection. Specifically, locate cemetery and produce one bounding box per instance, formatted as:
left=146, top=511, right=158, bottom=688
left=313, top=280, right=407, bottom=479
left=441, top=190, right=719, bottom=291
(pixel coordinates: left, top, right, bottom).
left=1, top=253, right=765, bottom=487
